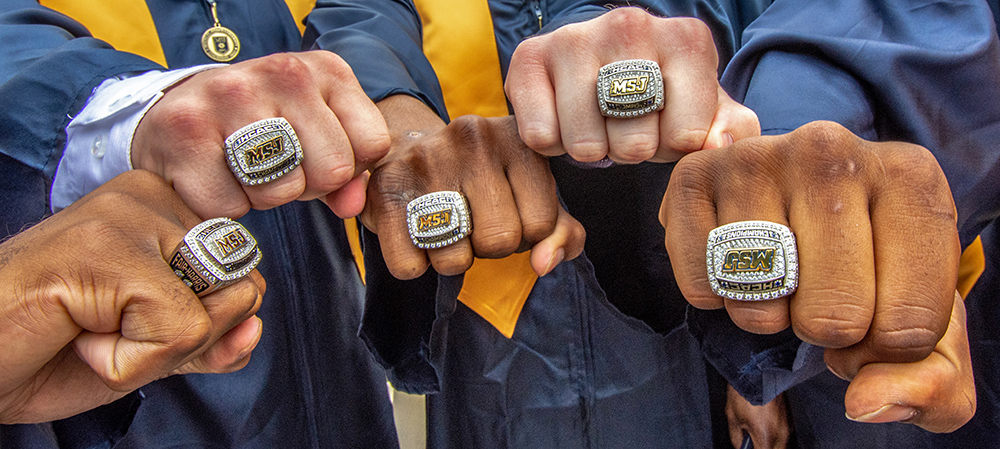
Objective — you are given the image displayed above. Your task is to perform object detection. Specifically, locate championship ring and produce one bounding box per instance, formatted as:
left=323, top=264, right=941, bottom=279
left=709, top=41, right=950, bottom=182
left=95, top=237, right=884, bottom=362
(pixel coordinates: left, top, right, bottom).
left=706, top=220, right=798, bottom=301
left=406, top=191, right=472, bottom=249
left=597, top=59, right=665, bottom=118
left=169, top=217, right=262, bottom=297
left=225, top=117, right=303, bottom=185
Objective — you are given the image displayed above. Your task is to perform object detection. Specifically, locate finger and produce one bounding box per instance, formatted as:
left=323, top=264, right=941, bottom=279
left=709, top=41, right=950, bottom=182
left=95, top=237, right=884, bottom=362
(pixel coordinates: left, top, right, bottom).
left=711, top=146, right=792, bottom=334
left=173, top=315, right=263, bottom=375
left=501, top=119, right=562, bottom=250
left=655, top=18, right=719, bottom=155
left=530, top=207, right=586, bottom=276
left=827, top=143, right=959, bottom=376
left=240, top=165, right=308, bottom=209
left=363, top=183, right=431, bottom=280
left=463, top=163, right=521, bottom=259
left=786, top=157, right=875, bottom=349
left=699, top=87, right=760, bottom=151
left=269, top=58, right=355, bottom=202
left=843, top=293, right=975, bottom=433
left=506, top=38, right=564, bottom=157
left=426, top=239, right=475, bottom=277
left=301, top=51, right=391, bottom=172
left=323, top=171, right=370, bottom=218
left=661, top=149, right=723, bottom=309
left=72, top=289, right=212, bottom=391
left=605, top=114, right=660, bottom=163
left=196, top=271, right=264, bottom=342
left=550, top=46, right=607, bottom=162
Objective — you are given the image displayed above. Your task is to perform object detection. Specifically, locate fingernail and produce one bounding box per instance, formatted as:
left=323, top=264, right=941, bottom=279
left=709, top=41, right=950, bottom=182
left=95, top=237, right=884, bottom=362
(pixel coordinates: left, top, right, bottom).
left=542, top=248, right=565, bottom=277
left=723, top=132, right=735, bottom=146
left=237, top=317, right=263, bottom=359
left=846, top=404, right=917, bottom=424
left=826, top=363, right=851, bottom=381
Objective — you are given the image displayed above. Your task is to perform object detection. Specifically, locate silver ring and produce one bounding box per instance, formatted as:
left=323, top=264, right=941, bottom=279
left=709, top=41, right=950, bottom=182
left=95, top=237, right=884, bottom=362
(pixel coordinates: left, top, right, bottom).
left=406, top=191, right=472, bottom=249
left=706, top=220, right=798, bottom=301
left=225, top=117, right=303, bottom=185
left=169, top=217, right=262, bottom=296
left=597, top=59, right=665, bottom=118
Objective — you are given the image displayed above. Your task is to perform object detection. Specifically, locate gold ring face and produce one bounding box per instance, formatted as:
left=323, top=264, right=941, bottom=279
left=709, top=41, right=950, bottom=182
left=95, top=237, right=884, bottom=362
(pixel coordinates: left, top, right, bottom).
left=706, top=220, right=798, bottom=301
left=225, top=118, right=303, bottom=185
left=201, top=26, right=241, bottom=62
left=597, top=59, right=665, bottom=118
left=406, top=191, right=472, bottom=249
left=170, top=218, right=261, bottom=296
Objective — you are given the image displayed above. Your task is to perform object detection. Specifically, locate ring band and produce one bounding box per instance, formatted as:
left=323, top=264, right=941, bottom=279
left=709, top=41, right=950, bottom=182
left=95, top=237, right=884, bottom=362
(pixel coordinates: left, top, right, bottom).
left=225, top=117, right=303, bottom=185
left=597, top=59, right=665, bottom=118
left=169, top=217, right=262, bottom=296
left=406, top=191, right=472, bottom=249
left=706, top=220, right=798, bottom=301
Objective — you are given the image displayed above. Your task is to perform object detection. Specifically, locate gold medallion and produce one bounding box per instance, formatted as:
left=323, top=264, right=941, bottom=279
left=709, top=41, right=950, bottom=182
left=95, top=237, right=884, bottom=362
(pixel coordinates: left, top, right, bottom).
left=201, top=25, right=240, bottom=62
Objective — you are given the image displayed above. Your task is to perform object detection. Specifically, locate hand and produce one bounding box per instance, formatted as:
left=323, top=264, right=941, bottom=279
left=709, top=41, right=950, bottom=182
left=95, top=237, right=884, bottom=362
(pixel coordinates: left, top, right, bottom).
left=132, top=51, right=390, bottom=219
left=844, top=291, right=975, bottom=433
left=726, top=387, right=789, bottom=449
left=360, top=95, right=585, bottom=280
left=662, top=120, right=960, bottom=376
left=505, top=7, right=759, bottom=164
left=0, top=170, right=265, bottom=424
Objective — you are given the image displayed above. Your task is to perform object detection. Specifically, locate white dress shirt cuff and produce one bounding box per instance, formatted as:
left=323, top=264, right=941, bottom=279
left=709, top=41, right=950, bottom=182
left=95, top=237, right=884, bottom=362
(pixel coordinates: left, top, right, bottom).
left=51, top=64, right=224, bottom=212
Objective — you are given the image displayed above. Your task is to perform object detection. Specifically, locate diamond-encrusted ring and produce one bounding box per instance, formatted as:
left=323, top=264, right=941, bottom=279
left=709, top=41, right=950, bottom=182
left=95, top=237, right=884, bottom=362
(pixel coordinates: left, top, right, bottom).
left=169, top=217, right=262, bottom=297
left=225, top=117, right=303, bottom=185
left=406, top=191, right=472, bottom=249
left=706, top=220, right=798, bottom=301
left=597, top=59, right=665, bottom=118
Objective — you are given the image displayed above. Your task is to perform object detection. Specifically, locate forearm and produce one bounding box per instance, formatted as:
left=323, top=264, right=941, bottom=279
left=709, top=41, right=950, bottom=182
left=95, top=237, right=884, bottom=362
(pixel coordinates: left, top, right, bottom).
left=305, top=0, right=448, bottom=118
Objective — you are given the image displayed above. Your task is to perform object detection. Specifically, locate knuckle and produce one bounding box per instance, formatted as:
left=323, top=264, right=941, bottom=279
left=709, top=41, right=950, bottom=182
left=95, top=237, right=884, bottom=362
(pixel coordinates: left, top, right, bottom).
left=510, top=36, right=548, bottom=69
left=448, top=115, right=492, bottom=148
left=793, top=314, right=871, bottom=348
left=172, top=313, right=214, bottom=353
left=665, top=128, right=709, bottom=153
left=792, top=289, right=873, bottom=347
left=433, top=254, right=474, bottom=276
left=519, top=126, right=561, bottom=153
left=785, top=121, right=870, bottom=184
left=612, top=133, right=658, bottom=162
left=684, top=289, right=724, bottom=310
left=665, top=152, right=718, bottom=198
left=205, top=70, right=257, bottom=104
left=877, top=144, right=957, bottom=222
left=226, top=279, right=263, bottom=317
left=604, top=7, right=655, bottom=33
left=309, top=163, right=355, bottom=193
left=258, top=53, right=313, bottom=88
left=473, top=227, right=522, bottom=258
left=868, top=326, right=939, bottom=362
left=251, top=180, right=306, bottom=209
left=563, top=139, right=608, bottom=162
left=667, top=17, right=716, bottom=56
left=731, top=308, right=790, bottom=334
left=520, top=215, right=558, bottom=246
left=311, top=51, right=355, bottom=83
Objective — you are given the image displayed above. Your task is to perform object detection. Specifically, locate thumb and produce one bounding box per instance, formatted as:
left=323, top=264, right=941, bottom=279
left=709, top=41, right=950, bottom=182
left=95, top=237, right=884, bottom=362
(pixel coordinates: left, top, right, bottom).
left=529, top=206, right=586, bottom=276
left=843, top=292, right=975, bottom=433
left=72, top=289, right=212, bottom=392
left=702, top=86, right=760, bottom=150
